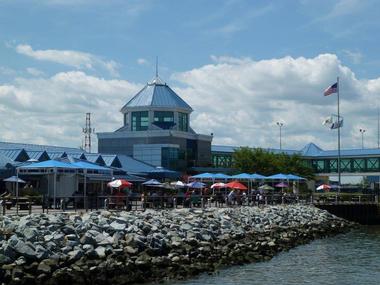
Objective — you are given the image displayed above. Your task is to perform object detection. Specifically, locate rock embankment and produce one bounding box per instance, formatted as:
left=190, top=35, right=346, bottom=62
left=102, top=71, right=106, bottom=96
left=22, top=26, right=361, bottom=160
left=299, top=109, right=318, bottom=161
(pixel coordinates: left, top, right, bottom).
left=0, top=206, right=352, bottom=285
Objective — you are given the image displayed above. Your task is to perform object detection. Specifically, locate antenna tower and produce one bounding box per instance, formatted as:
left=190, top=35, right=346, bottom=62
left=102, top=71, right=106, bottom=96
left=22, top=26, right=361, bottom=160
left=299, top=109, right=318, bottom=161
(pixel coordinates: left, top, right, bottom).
left=82, top=113, right=95, bottom=153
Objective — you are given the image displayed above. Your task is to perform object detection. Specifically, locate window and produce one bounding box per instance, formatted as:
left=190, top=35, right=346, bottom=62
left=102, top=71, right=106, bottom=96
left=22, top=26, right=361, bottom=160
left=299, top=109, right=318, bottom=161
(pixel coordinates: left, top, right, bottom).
left=178, top=112, right=188, bottom=132
left=154, top=111, right=174, bottom=122
left=153, top=111, right=175, bottom=129
left=131, top=111, right=149, bottom=131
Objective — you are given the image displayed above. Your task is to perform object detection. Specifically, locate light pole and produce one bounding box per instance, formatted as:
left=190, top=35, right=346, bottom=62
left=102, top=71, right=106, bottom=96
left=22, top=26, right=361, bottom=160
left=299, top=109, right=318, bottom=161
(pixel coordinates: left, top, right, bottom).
left=276, top=122, right=283, bottom=150
left=359, top=128, right=366, bottom=149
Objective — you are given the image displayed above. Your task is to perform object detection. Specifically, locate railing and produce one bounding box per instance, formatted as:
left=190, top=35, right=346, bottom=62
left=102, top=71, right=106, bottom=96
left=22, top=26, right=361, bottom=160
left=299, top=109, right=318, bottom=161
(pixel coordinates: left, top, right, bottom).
left=0, top=193, right=379, bottom=215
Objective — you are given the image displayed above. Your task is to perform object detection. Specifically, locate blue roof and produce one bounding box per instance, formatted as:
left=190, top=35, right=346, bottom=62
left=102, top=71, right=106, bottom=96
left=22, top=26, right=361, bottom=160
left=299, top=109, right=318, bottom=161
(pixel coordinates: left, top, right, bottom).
left=0, top=153, right=13, bottom=168
left=121, top=79, right=192, bottom=111
left=19, top=160, right=77, bottom=169
left=71, top=161, right=110, bottom=171
left=46, top=151, right=67, bottom=159
left=117, top=154, right=155, bottom=173
left=0, top=149, right=29, bottom=162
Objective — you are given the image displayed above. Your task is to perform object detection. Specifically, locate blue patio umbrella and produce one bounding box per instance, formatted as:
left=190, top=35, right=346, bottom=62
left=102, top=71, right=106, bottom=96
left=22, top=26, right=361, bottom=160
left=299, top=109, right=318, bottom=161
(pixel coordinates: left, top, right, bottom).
left=250, top=173, right=267, bottom=179
left=142, top=179, right=163, bottom=186
left=286, top=174, right=306, bottom=180
left=190, top=173, right=215, bottom=179
left=231, top=173, right=252, bottom=179
left=186, top=181, right=206, bottom=188
left=266, top=173, right=289, bottom=180
left=147, top=166, right=180, bottom=180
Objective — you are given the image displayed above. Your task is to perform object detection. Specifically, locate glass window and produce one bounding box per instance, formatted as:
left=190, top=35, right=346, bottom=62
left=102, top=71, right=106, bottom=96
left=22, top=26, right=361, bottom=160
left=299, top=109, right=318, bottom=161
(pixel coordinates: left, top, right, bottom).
left=131, top=111, right=149, bottom=131
left=154, top=111, right=174, bottom=122
left=178, top=112, right=188, bottom=132
left=367, top=158, right=379, bottom=170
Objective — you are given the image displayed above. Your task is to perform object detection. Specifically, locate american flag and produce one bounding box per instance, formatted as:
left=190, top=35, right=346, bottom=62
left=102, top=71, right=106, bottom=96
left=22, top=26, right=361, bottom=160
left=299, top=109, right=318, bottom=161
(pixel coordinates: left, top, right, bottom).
left=324, top=82, right=338, bottom=96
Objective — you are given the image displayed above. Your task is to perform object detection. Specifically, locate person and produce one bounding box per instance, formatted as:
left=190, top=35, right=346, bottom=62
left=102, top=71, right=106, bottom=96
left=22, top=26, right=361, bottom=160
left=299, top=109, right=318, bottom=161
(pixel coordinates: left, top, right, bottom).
left=227, top=189, right=235, bottom=206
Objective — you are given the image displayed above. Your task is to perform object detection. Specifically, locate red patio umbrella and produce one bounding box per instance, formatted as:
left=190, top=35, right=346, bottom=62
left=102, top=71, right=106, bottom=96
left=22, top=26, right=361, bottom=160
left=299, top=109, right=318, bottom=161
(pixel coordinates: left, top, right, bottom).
left=316, top=184, right=331, bottom=191
left=225, top=180, right=248, bottom=190
left=107, top=179, right=133, bottom=189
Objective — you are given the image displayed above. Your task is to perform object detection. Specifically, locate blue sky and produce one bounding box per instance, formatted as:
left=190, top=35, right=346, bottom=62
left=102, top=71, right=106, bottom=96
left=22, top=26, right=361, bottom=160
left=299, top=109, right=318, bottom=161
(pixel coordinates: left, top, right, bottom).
left=1, top=0, right=380, bottom=151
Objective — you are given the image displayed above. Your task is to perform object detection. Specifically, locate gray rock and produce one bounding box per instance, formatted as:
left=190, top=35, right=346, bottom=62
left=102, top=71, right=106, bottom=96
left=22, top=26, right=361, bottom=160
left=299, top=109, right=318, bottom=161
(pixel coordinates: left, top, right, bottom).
left=180, top=223, right=192, bottom=231
left=22, top=227, right=39, bottom=242
left=109, top=221, right=126, bottom=231
left=68, top=249, right=84, bottom=261
left=13, top=240, right=37, bottom=260
left=95, top=246, right=106, bottom=258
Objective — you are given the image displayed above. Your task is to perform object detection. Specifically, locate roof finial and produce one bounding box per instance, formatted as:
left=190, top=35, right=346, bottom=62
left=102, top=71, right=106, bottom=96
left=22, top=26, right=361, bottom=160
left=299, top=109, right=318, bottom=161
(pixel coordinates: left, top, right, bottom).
left=155, top=56, right=158, bottom=78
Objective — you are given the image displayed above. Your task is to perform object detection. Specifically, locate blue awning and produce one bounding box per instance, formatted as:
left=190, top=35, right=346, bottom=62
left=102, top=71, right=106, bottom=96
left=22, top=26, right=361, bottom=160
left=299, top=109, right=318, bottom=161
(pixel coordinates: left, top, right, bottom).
left=286, top=174, right=306, bottom=180
left=213, top=173, right=231, bottom=179
left=71, top=161, right=110, bottom=171
left=230, top=173, right=252, bottom=179
left=250, top=173, right=267, bottom=179
left=190, top=173, right=215, bottom=179
left=266, top=173, right=289, bottom=180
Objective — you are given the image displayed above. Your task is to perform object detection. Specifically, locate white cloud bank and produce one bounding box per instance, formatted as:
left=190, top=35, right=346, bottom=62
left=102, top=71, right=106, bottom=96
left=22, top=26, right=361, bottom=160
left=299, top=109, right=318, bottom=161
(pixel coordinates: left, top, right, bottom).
left=172, top=54, right=380, bottom=150
left=0, top=53, right=379, bottom=152
left=16, top=44, right=120, bottom=77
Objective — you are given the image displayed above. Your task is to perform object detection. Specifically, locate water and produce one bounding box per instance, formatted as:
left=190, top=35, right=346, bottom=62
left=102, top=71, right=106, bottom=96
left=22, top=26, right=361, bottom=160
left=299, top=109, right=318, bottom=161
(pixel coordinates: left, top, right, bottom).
left=167, top=226, right=380, bottom=285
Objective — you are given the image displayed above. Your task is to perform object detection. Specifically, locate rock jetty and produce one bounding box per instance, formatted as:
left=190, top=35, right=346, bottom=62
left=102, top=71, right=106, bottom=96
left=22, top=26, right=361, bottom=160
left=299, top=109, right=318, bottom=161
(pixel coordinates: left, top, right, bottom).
left=0, top=205, right=352, bottom=284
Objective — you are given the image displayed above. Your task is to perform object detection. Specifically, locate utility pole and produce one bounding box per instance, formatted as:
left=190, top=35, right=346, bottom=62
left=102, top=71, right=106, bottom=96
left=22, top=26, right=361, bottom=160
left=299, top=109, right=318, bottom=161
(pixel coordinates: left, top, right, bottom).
left=276, top=122, right=284, bottom=150
left=359, top=128, right=366, bottom=149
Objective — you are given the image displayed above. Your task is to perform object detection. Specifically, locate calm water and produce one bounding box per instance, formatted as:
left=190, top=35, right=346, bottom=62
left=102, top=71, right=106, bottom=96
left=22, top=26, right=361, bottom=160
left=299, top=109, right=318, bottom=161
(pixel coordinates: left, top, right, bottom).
left=167, top=226, right=380, bottom=285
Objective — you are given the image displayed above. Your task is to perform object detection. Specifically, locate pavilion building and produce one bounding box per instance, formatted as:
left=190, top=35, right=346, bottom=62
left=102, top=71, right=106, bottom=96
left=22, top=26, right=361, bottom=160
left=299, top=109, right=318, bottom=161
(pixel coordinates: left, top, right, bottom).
left=97, top=77, right=213, bottom=171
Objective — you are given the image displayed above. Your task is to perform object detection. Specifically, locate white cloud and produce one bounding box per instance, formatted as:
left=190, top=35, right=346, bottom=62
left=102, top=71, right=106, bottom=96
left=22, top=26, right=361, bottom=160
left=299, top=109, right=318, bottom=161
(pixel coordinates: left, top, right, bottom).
left=16, top=44, right=120, bottom=77
left=0, top=71, right=142, bottom=149
left=172, top=53, right=380, bottom=151
left=26, top=67, right=45, bottom=77
left=137, top=58, right=149, bottom=65
left=342, top=50, right=363, bottom=64
left=1, top=53, right=380, bottom=153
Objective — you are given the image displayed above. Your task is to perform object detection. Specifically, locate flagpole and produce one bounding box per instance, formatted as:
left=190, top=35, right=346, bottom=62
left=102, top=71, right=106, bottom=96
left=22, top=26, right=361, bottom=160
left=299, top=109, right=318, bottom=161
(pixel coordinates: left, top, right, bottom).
left=337, top=76, right=341, bottom=192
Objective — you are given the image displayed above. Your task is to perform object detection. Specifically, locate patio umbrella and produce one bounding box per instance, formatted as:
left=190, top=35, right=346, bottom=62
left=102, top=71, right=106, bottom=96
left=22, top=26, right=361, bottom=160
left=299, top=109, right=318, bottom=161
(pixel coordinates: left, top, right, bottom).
left=3, top=176, right=26, bottom=183
left=258, top=184, right=275, bottom=191
left=186, top=181, right=206, bottom=188
left=170, top=181, right=186, bottom=188
left=316, top=184, right=331, bottom=191
left=211, top=182, right=226, bottom=189
left=225, top=181, right=248, bottom=190
left=142, top=179, right=162, bottom=186
left=275, top=182, right=289, bottom=188
left=107, top=179, right=133, bottom=188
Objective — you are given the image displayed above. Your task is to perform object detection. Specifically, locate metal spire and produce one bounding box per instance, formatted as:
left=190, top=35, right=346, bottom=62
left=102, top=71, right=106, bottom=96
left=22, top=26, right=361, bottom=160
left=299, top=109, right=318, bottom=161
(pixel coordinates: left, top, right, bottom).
left=156, top=56, right=158, bottom=78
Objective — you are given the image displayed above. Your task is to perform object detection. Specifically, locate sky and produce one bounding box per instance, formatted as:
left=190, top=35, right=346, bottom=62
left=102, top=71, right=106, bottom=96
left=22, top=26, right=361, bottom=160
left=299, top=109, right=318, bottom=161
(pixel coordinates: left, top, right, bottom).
left=1, top=0, right=380, bottom=152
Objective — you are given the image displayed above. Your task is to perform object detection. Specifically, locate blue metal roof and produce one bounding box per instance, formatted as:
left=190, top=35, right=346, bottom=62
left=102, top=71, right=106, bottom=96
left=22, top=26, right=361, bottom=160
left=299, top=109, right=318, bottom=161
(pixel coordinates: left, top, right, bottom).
left=0, top=153, right=13, bottom=168
left=46, top=151, right=67, bottom=159
left=0, top=149, right=29, bottom=162
left=18, top=160, right=77, bottom=169
left=117, top=154, right=155, bottom=173
left=121, top=80, right=192, bottom=111
left=100, top=154, right=122, bottom=168
left=71, top=161, right=110, bottom=171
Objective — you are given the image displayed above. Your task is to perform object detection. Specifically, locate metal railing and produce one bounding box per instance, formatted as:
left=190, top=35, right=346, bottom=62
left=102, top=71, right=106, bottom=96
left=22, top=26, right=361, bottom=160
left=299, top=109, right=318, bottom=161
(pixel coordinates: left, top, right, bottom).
left=0, top=193, right=379, bottom=215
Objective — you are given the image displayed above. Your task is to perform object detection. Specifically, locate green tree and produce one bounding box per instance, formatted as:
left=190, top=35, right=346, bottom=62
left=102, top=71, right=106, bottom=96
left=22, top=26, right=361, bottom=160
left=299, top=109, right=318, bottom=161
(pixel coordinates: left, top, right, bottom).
left=232, top=147, right=314, bottom=179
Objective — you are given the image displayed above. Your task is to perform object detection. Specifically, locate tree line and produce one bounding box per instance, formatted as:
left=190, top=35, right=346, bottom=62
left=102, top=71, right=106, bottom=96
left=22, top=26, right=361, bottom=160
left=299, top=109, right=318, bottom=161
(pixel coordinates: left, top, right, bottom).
left=232, top=147, right=314, bottom=179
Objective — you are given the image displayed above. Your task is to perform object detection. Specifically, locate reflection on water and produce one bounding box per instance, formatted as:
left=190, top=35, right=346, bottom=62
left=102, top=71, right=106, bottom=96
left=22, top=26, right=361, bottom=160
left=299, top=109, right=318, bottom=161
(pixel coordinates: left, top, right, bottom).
left=167, top=226, right=380, bottom=285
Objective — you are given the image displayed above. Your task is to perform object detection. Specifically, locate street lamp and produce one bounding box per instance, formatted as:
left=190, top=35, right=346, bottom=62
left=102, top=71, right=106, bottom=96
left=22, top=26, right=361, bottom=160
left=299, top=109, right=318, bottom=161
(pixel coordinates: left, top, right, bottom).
left=359, top=128, right=366, bottom=149
left=276, top=122, right=284, bottom=150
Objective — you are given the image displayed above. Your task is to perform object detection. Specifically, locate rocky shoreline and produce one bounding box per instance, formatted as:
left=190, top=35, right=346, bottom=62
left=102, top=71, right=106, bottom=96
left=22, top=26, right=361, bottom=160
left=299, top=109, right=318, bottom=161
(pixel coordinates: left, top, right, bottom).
left=0, top=205, right=353, bottom=285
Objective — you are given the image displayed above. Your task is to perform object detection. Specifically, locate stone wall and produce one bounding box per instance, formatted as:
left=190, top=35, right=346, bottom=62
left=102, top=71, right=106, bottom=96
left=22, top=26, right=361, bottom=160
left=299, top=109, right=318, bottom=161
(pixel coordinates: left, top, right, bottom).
left=0, top=205, right=353, bottom=285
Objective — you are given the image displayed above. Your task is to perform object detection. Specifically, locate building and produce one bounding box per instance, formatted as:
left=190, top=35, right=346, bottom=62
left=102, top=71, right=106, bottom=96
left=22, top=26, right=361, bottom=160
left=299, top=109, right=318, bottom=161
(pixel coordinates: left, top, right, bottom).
left=97, top=76, right=213, bottom=171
